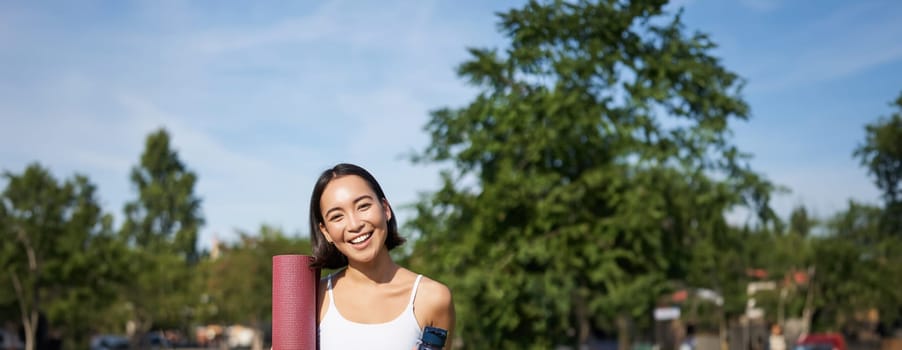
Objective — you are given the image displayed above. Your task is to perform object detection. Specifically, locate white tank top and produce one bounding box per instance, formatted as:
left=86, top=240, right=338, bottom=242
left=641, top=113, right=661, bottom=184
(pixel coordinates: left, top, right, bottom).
left=319, top=274, right=423, bottom=350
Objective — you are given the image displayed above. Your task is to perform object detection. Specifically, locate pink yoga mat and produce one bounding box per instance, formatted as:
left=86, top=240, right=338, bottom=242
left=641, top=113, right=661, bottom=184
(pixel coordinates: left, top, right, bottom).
left=272, top=255, right=320, bottom=350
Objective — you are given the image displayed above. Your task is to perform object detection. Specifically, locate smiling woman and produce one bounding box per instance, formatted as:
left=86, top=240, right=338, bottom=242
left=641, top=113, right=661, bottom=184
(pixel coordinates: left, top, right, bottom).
left=308, top=163, right=455, bottom=350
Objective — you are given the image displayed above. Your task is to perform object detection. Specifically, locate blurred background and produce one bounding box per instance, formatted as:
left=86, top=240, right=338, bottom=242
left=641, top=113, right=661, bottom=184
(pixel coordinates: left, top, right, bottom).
left=1, top=0, right=900, bottom=349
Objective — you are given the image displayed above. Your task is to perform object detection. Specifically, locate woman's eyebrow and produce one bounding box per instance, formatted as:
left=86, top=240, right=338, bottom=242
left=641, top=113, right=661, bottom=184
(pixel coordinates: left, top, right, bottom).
left=353, top=194, right=375, bottom=203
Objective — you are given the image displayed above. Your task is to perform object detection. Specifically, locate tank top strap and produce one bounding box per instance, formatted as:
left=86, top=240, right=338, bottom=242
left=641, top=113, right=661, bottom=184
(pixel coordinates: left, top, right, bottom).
left=327, top=273, right=336, bottom=308
left=408, top=274, right=423, bottom=306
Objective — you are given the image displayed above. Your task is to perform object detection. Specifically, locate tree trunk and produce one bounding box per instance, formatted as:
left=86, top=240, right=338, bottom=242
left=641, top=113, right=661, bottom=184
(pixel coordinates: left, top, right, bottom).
left=778, top=286, right=788, bottom=326
left=617, top=313, right=631, bottom=350
left=571, top=289, right=592, bottom=349
left=801, top=266, right=816, bottom=337
left=10, top=271, right=38, bottom=350
left=129, top=316, right=154, bottom=350
left=12, top=228, right=40, bottom=350
left=719, top=305, right=727, bottom=350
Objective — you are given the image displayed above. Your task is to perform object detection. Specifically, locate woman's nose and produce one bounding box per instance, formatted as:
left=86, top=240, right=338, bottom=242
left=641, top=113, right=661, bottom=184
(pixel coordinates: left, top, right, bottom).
left=347, top=213, right=364, bottom=232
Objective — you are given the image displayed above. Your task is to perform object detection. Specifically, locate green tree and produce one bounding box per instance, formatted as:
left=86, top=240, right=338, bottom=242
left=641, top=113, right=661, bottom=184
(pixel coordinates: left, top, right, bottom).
left=408, top=0, right=776, bottom=348
left=122, top=128, right=204, bottom=261
left=197, top=226, right=312, bottom=347
left=809, top=202, right=897, bottom=331
left=0, top=164, right=123, bottom=350
left=855, top=92, right=902, bottom=234
left=788, top=205, right=814, bottom=237
left=846, top=92, right=902, bottom=330
left=742, top=219, right=812, bottom=327
left=118, top=128, right=205, bottom=344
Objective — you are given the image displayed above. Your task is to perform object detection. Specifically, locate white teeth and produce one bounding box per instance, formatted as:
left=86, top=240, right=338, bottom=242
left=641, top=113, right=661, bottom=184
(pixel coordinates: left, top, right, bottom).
left=350, top=233, right=371, bottom=244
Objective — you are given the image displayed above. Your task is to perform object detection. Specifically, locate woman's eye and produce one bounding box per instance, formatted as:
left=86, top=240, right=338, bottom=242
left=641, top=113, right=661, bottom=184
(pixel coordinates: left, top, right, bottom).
left=359, top=203, right=371, bottom=210
left=329, top=214, right=343, bottom=222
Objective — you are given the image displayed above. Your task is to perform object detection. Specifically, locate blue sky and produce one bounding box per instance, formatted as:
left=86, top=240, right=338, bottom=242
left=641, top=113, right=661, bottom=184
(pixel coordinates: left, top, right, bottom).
left=1, top=0, right=899, bottom=248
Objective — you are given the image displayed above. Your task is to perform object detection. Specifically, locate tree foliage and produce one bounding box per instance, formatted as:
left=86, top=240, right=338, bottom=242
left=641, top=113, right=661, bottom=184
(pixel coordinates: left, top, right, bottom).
left=118, top=128, right=205, bottom=344
left=122, top=128, right=204, bottom=262
left=0, top=164, right=124, bottom=350
left=854, top=92, right=902, bottom=235
left=408, top=0, right=776, bottom=348
left=198, top=226, right=312, bottom=327
left=810, top=201, right=902, bottom=331
left=814, top=91, right=902, bottom=332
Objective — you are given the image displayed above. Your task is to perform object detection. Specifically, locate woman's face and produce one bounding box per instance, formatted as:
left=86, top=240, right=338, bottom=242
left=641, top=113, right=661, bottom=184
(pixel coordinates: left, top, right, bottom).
left=318, top=175, right=392, bottom=264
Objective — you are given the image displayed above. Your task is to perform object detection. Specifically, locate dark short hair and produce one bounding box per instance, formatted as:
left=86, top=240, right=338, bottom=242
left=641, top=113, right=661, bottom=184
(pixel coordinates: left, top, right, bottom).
left=309, top=163, right=405, bottom=269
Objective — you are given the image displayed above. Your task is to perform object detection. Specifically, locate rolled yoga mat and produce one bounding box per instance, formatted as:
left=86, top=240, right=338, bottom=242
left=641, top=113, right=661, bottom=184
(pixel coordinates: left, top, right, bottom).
left=272, top=254, right=320, bottom=350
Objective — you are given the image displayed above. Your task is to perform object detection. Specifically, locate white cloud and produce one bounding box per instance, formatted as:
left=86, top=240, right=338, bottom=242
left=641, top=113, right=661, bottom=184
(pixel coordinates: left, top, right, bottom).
left=175, top=0, right=443, bottom=58
left=185, top=3, right=342, bottom=55
left=742, top=2, right=902, bottom=92
left=739, top=0, right=782, bottom=12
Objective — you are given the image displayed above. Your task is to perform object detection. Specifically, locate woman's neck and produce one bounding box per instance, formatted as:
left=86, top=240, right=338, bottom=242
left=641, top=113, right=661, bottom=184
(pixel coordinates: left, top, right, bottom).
left=344, top=248, right=399, bottom=285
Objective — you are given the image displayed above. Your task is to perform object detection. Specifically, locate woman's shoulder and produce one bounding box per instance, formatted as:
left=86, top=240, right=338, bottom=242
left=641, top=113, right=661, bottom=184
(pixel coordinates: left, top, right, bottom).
left=415, top=274, right=452, bottom=305
left=317, top=269, right=346, bottom=293
left=407, top=270, right=455, bottom=338
left=398, top=268, right=448, bottom=293
left=324, top=268, right=347, bottom=281
left=404, top=269, right=452, bottom=315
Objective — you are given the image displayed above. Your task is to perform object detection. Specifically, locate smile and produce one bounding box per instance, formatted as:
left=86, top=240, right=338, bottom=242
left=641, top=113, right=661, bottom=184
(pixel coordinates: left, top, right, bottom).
left=349, top=233, right=372, bottom=245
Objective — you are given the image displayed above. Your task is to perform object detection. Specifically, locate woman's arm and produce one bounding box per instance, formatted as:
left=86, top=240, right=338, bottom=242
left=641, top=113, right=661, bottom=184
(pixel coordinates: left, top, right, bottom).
left=416, top=277, right=456, bottom=348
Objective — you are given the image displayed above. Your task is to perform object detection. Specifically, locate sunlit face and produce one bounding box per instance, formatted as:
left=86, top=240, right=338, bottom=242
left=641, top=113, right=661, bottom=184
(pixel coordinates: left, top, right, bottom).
left=318, top=175, right=392, bottom=264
